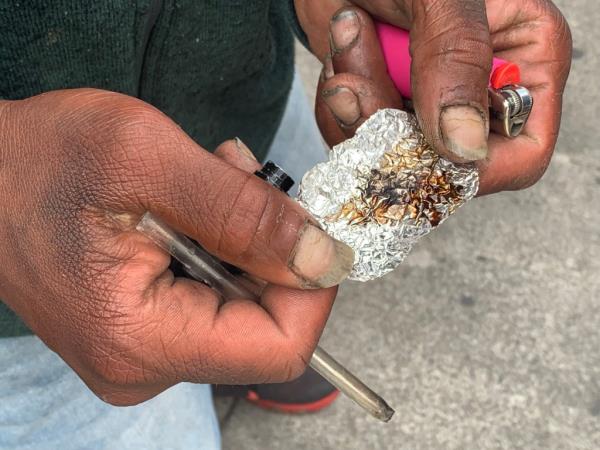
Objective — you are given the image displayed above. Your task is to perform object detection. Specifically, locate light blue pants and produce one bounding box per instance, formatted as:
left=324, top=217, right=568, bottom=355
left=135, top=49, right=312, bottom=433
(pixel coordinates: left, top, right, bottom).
left=0, top=72, right=327, bottom=450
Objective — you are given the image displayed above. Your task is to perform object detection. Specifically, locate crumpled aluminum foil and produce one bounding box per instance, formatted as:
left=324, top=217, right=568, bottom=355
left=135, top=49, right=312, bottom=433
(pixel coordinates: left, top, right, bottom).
left=297, top=109, right=479, bottom=281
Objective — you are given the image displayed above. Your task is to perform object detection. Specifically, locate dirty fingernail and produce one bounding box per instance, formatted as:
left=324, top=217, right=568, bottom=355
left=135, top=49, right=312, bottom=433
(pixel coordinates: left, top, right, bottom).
left=235, top=137, right=257, bottom=161
left=323, top=87, right=360, bottom=127
left=330, top=9, right=360, bottom=53
left=440, top=106, right=488, bottom=161
left=290, top=224, right=354, bottom=288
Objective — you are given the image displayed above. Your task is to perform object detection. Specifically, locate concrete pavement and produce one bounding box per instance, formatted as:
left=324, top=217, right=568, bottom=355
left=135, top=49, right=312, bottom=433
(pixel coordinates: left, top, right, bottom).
left=217, top=1, right=600, bottom=448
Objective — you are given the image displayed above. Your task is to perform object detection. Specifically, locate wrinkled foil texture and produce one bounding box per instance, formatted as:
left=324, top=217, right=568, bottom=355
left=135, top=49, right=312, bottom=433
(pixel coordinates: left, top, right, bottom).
left=297, top=109, right=479, bottom=281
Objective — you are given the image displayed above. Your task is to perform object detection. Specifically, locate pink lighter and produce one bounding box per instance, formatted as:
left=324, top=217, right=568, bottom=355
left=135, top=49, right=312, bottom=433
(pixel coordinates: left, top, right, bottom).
left=375, top=22, right=533, bottom=138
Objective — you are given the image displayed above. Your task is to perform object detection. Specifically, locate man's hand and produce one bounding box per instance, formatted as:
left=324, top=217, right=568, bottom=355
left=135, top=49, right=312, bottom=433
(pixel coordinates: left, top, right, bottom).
left=295, top=0, right=572, bottom=195
left=0, top=89, right=354, bottom=405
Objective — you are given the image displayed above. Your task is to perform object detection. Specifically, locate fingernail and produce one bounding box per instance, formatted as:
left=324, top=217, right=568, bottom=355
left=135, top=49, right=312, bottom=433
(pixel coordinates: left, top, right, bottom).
left=234, top=137, right=257, bottom=161
left=440, top=106, right=488, bottom=161
left=290, top=224, right=354, bottom=288
left=330, top=9, right=360, bottom=53
left=322, top=87, right=360, bottom=126
left=322, top=54, right=334, bottom=80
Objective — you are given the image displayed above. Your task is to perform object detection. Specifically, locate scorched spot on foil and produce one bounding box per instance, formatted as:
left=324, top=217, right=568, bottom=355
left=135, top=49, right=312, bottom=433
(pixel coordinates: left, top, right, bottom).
left=297, top=109, right=479, bottom=281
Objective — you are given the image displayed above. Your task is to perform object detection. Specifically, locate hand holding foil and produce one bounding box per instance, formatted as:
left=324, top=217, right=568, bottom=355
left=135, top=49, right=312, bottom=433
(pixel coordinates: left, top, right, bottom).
left=310, top=5, right=570, bottom=197
left=298, top=109, right=478, bottom=281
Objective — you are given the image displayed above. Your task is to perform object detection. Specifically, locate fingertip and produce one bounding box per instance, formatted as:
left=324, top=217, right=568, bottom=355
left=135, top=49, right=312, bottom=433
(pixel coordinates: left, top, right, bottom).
left=330, top=8, right=361, bottom=55
left=322, top=86, right=361, bottom=127
left=316, top=73, right=403, bottom=146
left=329, top=5, right=399, bottom=94
left=289, top=223, right=354, bottom=289
left=260, top=283, right=337, bottom=344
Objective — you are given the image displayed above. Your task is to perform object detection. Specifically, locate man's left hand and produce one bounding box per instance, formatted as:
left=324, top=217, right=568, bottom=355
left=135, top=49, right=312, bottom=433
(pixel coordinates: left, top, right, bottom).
left=294, top=0, right=572, bottom=195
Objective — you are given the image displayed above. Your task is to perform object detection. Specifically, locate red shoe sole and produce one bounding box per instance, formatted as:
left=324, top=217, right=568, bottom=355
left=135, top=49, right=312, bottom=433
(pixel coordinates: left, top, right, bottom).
left=245, top=389, right=340, bottom=414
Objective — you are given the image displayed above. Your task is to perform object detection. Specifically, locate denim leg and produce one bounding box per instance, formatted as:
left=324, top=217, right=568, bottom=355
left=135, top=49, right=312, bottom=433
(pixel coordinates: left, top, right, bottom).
left=0, top=336, right=220, bottom=450
left=0, top=70, right=322, bottom=450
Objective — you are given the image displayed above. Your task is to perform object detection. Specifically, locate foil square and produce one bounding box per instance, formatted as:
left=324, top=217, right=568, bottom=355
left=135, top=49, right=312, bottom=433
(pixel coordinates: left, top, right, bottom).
left=297, top=109, right=479, bottom=281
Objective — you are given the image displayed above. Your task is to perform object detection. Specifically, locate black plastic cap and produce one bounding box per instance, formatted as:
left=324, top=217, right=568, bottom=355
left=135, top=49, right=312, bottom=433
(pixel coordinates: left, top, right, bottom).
left=254, top=160, right=295, bottom=194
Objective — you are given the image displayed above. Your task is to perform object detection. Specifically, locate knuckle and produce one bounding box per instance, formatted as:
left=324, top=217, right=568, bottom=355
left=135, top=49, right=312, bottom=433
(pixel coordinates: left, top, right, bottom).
left=540, top=1, right=572, bottom=38
left=87, top=351, right=140, bottom=388
left=276, top=356, right=309, bottom=383
left=285, top=353, right=312, bottom=382
left=264, top=351, right=309, bottom=383
left=247, top=337, right=313, bottom=383
left=107, top=103, right=166, bottom=145
left=214, top=174, right=271, bottom=260
left=55, top=91, right=183, bottom=205
left=520, top=160, right=551, bottom=190
left=420, top=0, right=486, bottom=22
left=554, top=12, right=572, bottom=49
left=58, top=90, right=171, bottom=166
left=103, top=108, right=177, bottom=177
left=93, top=388, right=133, bottom=407
left=545, top=5, right=573, bottom=67
left=80, top=326, right=147, bottom=388
left=91, top=385, right=145, bottom=407
left=274, top=339, right=314, bottom=382
left=413, top=1, right=492, bottom=74
left=513, top=140, right=556, bottom=191
left=418, top=26, right=491, bottom=71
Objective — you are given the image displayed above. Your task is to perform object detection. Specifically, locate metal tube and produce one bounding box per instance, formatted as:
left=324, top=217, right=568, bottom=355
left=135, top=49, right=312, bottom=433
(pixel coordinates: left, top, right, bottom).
left=136, top=212, right=395, bottom=422
left=311, top=347, right=394, bottom=422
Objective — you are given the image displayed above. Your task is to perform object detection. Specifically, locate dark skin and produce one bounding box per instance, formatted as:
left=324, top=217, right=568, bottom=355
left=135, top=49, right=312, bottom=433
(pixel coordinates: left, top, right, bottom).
left=0, top=91, right=347, bottom=405
left=0, top=1, right=571, bottom=406
left=297, top=0, right=572, bottom=195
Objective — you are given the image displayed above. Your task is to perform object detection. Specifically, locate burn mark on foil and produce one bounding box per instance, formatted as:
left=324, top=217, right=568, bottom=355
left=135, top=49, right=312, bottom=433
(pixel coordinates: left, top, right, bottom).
left=297, top=109, right=479, bottom=281
left=329, top=138, right=464, bottom=227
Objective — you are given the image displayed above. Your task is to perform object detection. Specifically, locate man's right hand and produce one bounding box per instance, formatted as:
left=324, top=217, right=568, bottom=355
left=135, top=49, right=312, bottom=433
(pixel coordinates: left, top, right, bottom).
left=0, top=89, right=354, bottom=405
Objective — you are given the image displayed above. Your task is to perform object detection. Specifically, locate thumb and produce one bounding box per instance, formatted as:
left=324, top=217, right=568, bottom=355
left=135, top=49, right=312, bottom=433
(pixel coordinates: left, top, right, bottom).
left=115, top=106, right=354, bottom=289
left=406, top=0, right=493, bottom=162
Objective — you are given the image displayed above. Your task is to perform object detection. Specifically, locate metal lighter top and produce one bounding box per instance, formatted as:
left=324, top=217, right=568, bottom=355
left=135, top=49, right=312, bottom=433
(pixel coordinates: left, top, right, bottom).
left=254, top=161, right=295, bottom=193
left=375, top=22, right=533, bottom=139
